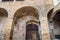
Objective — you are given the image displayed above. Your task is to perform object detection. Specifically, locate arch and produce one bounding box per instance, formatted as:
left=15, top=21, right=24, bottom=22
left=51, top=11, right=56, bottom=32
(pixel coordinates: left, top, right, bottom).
left=53, top=9, right=60, bottom=20
left=26, top=20, right=40, bottom=40
left=14, top=6, right=39, bottom=19
left=53, top=10, right=60, bottom=39
left=0, top=8, right=8, bottom=17
left=26, top=20, right=40, bottom=26
left=47, top=8, right=54, bottom=20
left=10, top=6, right=39, bottom=40
left=26, top=24, right=38, bottom=31
left=14, top=6, right=39, bottom=24
left=47, top=9, right=60, bottom=40
left=12, top=6, right=39, bottom=25
left=47, top=8, right=54, bottom=40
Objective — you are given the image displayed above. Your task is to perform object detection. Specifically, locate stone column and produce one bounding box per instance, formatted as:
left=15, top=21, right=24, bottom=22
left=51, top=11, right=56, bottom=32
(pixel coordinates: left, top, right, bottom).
left=40, top=17, right=51, bottom=40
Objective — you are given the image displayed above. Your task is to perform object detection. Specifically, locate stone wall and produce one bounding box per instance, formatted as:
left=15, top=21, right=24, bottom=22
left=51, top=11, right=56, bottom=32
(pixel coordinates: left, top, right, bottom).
left=0, top=0, right=53, bottom=40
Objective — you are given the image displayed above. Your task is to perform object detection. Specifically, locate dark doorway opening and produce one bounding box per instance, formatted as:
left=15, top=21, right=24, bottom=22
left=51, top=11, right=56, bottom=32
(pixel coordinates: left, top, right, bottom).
left=53, top=11, right=60, bottom=40
left=26, top=24, right=40, bottom=40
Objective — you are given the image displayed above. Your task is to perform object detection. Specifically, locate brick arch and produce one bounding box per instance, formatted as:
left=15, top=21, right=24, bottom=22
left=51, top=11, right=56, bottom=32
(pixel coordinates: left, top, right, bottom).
left=10, top=6, right=39, bottom=40
left=0, top=8, right=8, bottom=17
left=26, top=20, right=40, bottom=26
left=13, top=6, right=39, bottom=26
left=14, top=6, right=39, bottom=18
left=12, top=6, right=39, bottom=25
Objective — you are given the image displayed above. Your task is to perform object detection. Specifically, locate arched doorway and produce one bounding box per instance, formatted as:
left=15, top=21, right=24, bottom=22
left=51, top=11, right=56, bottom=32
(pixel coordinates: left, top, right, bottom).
left=26, top=23, right=40, bottom=40
left=53, top=10, right=60, bottom=40
left=10, top=6, right=40, bottom=40
left=47, top=9, right=60, bottom=40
